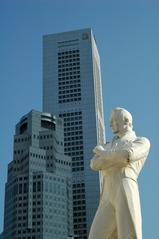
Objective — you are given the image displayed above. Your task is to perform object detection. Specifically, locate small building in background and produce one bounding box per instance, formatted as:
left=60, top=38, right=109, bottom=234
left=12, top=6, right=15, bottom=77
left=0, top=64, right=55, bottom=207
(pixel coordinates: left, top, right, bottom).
left=3, top=110, right=72, bottom=239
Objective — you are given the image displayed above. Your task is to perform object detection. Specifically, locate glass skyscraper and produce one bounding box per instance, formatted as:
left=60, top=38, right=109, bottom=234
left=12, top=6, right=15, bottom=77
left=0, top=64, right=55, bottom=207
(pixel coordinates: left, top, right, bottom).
left=3, top=110, right=73, bottom=239
left=43, top=28, right=105, bottom=238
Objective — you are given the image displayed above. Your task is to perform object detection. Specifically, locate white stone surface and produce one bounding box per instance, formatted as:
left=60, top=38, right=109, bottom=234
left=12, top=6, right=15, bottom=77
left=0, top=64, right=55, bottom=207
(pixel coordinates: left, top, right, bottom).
left=89, top=108, right=150, bottom=239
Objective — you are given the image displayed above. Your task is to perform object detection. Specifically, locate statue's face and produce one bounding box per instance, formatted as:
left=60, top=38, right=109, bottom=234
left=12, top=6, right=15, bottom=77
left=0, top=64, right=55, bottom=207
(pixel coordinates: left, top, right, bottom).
left=109, top=111, right=125, bottom=135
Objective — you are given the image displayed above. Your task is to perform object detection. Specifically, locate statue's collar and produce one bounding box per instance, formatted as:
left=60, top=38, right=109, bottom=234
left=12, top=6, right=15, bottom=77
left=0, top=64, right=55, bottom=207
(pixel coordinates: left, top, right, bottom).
left=113, top=130, right=136, bottom=142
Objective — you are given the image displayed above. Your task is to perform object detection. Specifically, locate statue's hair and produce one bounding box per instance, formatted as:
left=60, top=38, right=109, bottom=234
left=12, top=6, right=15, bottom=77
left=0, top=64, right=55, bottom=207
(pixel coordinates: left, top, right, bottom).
left=110, top=107, right=133, bottom=128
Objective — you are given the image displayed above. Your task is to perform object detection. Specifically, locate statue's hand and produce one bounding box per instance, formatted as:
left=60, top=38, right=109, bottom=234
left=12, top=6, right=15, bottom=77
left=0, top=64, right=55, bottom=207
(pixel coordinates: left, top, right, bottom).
left=93, top=145, right=105, bottom=155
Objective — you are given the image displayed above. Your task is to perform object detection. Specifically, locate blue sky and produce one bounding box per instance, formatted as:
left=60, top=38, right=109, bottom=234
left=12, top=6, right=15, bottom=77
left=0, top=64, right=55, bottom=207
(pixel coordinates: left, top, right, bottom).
left=0, top=0, right=159, bottom=237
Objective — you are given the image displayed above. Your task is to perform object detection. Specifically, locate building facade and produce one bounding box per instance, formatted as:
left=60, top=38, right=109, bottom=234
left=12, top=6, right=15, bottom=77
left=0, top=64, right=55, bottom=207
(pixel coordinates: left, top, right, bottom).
left=3, top=110, right=72, bottom=239
left=43, top=28, right=105, bottom=238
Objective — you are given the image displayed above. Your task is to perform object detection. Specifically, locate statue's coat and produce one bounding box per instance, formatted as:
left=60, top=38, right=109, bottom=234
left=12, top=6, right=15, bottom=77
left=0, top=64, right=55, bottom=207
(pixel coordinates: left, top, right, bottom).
left=89, top=131, right=150, bottom=239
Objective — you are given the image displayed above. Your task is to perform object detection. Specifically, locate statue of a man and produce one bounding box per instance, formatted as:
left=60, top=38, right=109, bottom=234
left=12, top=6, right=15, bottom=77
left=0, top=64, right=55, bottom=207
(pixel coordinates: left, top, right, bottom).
left=88, top=107, right=150, bottom=239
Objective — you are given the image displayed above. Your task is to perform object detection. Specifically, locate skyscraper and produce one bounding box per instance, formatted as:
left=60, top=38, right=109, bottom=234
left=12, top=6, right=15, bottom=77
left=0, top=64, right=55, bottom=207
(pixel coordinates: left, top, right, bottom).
left=43, top=28, right=105, bottom=238
left=3, top=110, right=72, bottom=239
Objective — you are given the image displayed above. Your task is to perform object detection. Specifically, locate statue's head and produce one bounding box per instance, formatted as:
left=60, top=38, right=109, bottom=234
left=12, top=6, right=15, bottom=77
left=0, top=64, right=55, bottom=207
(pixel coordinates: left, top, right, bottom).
left=109, top=107, right=133, bottom=137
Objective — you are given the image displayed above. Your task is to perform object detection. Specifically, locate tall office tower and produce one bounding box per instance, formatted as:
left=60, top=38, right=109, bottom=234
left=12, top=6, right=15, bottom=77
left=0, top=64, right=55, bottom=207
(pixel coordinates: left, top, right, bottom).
left=3, top=110, right=72, bottom=239
left=43, top=28, right=105, bottom=238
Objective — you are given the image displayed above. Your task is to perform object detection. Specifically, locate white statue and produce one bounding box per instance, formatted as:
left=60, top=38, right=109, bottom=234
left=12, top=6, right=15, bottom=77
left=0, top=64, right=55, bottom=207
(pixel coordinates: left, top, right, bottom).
left=88, top=107, right=150, bottom=239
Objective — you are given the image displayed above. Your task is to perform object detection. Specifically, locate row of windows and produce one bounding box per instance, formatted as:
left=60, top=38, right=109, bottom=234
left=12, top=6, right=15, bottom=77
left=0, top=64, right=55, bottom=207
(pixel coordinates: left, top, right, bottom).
left=63, top=115, right=82, bottom=121
left=17, top=202, right=28, bottom=207
left=72, top=156, right=83, bottom=161
left=59, top=111, right=82, bottom=117
left=59, top=87, right=81, bottom=95
left=16, top=228, right=67, bottom=236
left=59, top=89, right=81, bottom=95
left=40, top=145, right=62, bottom=151
left=30, top=153, right=45, bottom=159
left=64, top=131, right=82, bottom=137
left=59, top=84, right=80, bottom=90
left=58, top=75, right=80, bottom=84
left=46, top=155, right=54, bottom=159
left=17, top=231, right=41, bottom=236
left=58, top=97, right=81, bottom=103
left=58, top=68, right=80, bottom=74
left=73, top=183, right=85, bottom=188
left=17, top=236, right=36, bottom=239
left=64, top=146, right=83, bottom=151
left=16, top=214, right=28, bottom=221
left=74, top=218, right=86, bottom=224
left=38, top=135, right=62, bottom=146
left=64, top=126, right=82, bottom=131
left=58, top=54, right=79, bottom=59
left=14, top=154, right=70, bottom=166
left=64, top=121, right=82, bottom=127
left=32, top=194, right=42, bottom=199
left=59, top=82, right=79, bottom=89
left=59, top=93, right=81, bottom=98
left=59, top=76, right=80, bottom=81
left=16, top=230, right=61, bottom=237
left=73, top=199, right=85, bottom=205
left=74, top=232, right=87, bottom=238
left=58, top=58, right=80, bottom=64
left=59, top=72, right=80, bottom=77
left=65, top=136, right=83, bottom=141
left=72, top=162, right=84, bottom=167
left=7, top=177, right=27, bottom=187
left=16, top=176, right=28, bottom=181
left=59, top=111, right=82, bottom=121
left=72, top=159, right=83, bottom=165
left=14, top=153, right=29, bottom=164
left=58, top=65, right=80, bottom=70
left=46, top=156, right=71, bottom=167
left=58, top=50, right=79, bottom=55
left=14, top=136, right=31, bottom=143
left=73, top=211, right=86, bottom=216
left=67, top=151, right=83, bottom=157
left=14, top=150, right=25, bottom=155
left=64, top=124, right=82, bottom=130
left=33, top=174, right=42, bottom=179
left=64, top=141, right=83, bottom=146
left=72, top=167, right=84, bottom=172
left=59, top=82, right=80, bottom=87
left=58, top=62, right=80, bottom=66
left=58, top=80, right=80, bottom=90
left=33, top=175, right=65, bottom=187
left=55, top=159, right=71, bottom=166
left=74, top=223, right=87, bottom=228
left=38, top=175, right=65, bottom=182
left=59, top=77, right=81, bottom=85
left=16, top=195, right=27, bottom=200
left=58, top=68, right=80, bottom=73
left=73, top=188, right=85, bottom=194
left=74, top=235, right=87, bottom=239
left=40, top=145, right=53, bottom=150
left=38, top=134, right=53, bottom=139
left=14, top=134, right=60, bottom=142
left=16, top=208, right=28, bottom=214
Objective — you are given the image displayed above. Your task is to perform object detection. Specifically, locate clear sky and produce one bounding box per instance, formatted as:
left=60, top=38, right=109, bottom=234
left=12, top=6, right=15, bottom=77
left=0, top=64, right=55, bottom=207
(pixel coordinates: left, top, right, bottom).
left=0, top=0, right=159, bottom=237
